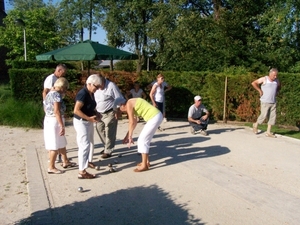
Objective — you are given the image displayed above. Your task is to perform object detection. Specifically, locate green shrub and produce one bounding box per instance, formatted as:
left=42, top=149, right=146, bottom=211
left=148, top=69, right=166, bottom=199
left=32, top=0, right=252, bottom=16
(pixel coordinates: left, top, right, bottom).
left=114, top=60, right=136, bottom=72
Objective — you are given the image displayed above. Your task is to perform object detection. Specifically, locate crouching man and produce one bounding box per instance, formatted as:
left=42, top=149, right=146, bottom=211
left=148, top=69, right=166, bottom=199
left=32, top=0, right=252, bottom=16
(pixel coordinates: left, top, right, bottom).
left=188, top=95, right=210, bottom=136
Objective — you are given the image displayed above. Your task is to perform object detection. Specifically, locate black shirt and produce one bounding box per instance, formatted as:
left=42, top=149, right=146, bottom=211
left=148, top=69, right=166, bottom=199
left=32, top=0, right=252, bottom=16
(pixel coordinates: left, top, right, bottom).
left=74, top=85, right=96, bottom=117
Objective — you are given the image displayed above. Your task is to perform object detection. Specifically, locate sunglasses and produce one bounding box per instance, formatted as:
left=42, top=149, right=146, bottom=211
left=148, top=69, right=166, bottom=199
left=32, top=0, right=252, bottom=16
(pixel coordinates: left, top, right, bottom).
left=93, top=84, right=101, bottom=89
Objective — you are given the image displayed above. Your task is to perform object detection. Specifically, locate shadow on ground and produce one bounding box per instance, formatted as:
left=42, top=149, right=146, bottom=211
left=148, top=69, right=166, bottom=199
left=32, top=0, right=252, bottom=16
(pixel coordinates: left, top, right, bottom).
left=18, top=185, right=205, bottom=225
left=69, top=125, right=232, bottom=173
left=90, top=133, right=231, bottom=173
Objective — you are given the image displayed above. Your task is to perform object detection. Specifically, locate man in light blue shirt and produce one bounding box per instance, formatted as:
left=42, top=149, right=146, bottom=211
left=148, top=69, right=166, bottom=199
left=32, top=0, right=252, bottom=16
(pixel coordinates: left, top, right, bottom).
left=94, top=76, right=125, bottom=158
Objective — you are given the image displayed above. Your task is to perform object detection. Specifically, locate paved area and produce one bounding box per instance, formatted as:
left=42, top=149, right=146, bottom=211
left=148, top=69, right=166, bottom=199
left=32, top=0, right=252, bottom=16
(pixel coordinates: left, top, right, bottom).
left=1, top=120, right=300, bottom=225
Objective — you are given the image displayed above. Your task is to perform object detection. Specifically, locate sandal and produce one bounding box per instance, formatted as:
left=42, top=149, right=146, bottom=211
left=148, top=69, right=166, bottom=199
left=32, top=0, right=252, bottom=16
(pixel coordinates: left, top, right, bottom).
left=48, top=168, right=64, bottom=174
left=137, top=162, right=151, bottom=169
left=88, top=162, right=96, bottom=169
left=134, top=167, right=149, bottom=172
left=61, top=162, right=77, bottom=168
left=78, top=171, right=96, bottom=179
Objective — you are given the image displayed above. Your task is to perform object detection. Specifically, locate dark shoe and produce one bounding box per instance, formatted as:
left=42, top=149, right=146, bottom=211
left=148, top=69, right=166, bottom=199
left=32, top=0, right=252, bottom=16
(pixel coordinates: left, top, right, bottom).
left=101, top=153, right=112, bottom=159
left=158, top=126, right=164, bottom=131
left=61, top=162, right=77, bottom=168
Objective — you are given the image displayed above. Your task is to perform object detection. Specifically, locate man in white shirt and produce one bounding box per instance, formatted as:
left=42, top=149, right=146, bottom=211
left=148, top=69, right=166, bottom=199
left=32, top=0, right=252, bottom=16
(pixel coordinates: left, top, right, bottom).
left=42, top=64, right=67, bottom=100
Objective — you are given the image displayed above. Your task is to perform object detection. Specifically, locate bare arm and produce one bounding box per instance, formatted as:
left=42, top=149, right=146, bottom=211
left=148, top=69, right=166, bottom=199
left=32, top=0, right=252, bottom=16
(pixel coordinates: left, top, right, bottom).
left=276, top=79, right=281, bottom=94
left=42, top=88, right=50, bottom=100
left=125, top=90, right=131, bottom=100
left=141, top=90, right=147, bottom=99
left=54, top=102, right=65, bottom=136
left=149, top=85, right=157, bottom=106
left=251, top=77, right=265, bottom=96
left=165, top=85, right=172, bottom=93
left=123, top=99, right=137, bottom=148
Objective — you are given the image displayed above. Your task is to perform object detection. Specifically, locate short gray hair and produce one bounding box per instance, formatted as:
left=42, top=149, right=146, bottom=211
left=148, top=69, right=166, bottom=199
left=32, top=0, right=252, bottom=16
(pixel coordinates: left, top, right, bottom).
left=86, top=74, right=102, bottom=85
left=269, top=68, right=278, bottom=74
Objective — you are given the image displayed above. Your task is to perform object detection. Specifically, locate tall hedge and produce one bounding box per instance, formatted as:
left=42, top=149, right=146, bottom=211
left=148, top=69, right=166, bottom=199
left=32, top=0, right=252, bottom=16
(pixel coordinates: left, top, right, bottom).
left=8, top=65, right=300, bottom=126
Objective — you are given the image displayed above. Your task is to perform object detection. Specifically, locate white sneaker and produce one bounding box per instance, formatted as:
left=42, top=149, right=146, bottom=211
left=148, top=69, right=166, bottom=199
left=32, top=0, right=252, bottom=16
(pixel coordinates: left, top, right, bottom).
left=163, top=118, right=167, bottom=123
left=199, top=129, right=208, bottom=136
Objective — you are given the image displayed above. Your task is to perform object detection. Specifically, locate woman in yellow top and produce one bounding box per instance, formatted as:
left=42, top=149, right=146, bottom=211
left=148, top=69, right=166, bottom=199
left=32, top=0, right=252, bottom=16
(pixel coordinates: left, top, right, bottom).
left=113, top=97, right=163, bottom=172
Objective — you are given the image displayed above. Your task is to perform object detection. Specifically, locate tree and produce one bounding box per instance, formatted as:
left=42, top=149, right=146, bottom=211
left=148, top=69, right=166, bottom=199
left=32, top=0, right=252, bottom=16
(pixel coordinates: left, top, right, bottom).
left=0, top=7, right=63, bottom=63
left=8, top=0, right=46, bottom=10
left=101, top=0, right=157, bottom=73
left=58, top=0, right=103, bottom=43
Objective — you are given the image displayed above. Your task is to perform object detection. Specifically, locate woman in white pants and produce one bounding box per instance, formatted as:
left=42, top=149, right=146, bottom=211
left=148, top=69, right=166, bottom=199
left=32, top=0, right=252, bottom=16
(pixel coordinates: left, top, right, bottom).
left=114, top=97, right=163, bottom=172
left=73, top=74, right=102, bottom=179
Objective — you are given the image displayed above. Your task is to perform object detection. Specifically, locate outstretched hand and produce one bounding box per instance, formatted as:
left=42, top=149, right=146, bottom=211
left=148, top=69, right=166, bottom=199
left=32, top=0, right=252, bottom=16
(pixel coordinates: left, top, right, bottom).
left=127, top=137, right=134, bottom=148
left=123, top=136, right=134, bottom=148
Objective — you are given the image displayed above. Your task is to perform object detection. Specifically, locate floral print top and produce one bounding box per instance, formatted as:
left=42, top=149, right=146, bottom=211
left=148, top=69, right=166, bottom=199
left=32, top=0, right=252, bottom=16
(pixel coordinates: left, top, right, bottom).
left=44, top=90, right=66, bottom=116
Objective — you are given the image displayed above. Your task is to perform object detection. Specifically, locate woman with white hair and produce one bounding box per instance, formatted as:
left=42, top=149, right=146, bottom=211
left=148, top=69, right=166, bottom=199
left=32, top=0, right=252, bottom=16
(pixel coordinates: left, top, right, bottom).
left=73, top=74, right=102, bottom=179
left=44, top=77, right=76, bottom=174
left=114, top=97, right=163, bottom=172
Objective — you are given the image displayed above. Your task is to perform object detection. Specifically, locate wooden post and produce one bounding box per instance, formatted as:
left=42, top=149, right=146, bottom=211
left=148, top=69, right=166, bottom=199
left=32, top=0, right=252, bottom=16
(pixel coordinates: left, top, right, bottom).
left=223, top=76, right=228, bottom=123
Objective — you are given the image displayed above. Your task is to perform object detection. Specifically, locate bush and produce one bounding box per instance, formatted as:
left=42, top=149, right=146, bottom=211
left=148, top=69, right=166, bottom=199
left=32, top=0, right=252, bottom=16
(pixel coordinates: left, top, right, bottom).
left=114, top=60, right=136, bottom=72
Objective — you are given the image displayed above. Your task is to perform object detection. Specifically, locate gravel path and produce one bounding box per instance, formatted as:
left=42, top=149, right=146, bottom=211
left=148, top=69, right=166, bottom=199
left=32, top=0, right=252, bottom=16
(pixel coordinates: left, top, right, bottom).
left=1, top=120, right=300, bottom=225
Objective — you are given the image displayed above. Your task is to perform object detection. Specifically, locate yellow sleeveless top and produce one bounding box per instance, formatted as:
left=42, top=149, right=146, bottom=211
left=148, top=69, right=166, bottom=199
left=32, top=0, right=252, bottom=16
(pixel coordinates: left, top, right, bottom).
left=134, top=98, right=160, bottom=121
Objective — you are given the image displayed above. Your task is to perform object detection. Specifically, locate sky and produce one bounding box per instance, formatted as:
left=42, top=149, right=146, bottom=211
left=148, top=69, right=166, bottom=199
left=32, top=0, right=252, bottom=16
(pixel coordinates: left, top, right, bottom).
left=4, top=0, right=108, bottom=45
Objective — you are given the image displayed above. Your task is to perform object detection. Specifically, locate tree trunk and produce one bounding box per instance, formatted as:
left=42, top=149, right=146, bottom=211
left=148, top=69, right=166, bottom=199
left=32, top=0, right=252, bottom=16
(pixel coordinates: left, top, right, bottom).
left=213, top=0, right=222, bottom=20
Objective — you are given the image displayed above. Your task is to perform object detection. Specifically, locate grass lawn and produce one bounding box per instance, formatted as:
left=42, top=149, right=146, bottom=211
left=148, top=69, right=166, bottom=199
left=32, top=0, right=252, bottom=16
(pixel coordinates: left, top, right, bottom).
left=0, top=84, right=44, bottom=128
left=244, top=123, right=300, bottom=140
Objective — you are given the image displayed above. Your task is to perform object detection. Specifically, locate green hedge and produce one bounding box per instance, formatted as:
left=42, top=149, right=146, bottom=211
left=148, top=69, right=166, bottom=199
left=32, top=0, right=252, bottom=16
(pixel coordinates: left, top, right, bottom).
left=139, top=70, right=300, bottom=126
left=9, top=68, right=81, bottom=118
left=11, top=61, right=77, bottom=70
left=8, top=66, right=300, bottom=127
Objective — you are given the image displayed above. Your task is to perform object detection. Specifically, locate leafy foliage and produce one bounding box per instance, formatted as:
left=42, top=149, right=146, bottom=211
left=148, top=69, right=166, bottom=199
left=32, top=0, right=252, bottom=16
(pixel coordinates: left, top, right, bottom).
left=0, top=7, right=63, bottom=64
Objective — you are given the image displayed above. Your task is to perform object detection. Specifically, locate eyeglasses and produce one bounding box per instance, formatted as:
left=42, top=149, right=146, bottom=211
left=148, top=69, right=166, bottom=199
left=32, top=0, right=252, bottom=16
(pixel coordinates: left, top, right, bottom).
left=93, top=84, right=101, bottom=89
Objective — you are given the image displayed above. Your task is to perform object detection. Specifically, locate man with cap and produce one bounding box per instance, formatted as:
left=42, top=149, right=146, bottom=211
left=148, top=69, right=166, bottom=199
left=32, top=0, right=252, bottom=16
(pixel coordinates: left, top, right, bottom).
left=188, top=95, right=210, bottom=136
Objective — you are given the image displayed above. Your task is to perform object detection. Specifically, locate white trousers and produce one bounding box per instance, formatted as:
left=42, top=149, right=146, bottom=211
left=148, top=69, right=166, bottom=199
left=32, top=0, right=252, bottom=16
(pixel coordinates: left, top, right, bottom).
left=137, top=113, right=163, bottom=154
left=73, top=118, right=94, bottom=171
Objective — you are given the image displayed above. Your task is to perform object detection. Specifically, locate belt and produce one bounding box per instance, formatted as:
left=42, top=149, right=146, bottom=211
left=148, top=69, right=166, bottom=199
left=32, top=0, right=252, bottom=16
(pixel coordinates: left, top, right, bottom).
left=101, top=108, right=113, bottom=114
left=74, top=114, right=87, bottom=121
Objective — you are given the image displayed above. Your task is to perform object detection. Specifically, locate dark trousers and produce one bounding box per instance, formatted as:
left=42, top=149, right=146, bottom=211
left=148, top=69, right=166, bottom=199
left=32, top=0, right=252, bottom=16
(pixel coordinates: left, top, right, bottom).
left=189, top=117, right=209, bottom=131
